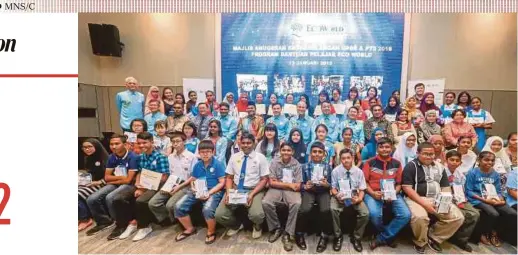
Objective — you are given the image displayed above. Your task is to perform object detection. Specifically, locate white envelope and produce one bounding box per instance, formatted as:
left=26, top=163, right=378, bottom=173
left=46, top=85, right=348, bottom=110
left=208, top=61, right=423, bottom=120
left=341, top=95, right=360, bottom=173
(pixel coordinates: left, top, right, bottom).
left=339, top=179, right=352, bottom=199
left=484, top=183, right=499, bottom=200
left=139, top=169, right=163, bottom=191
left=114, top=165, right=127, bottom=177
left=312, top=165, right=324, bottom=183
left=160, top=175, right=180, bottom=192
left=228, top=191, right=248, bottom=204
left=194, top=179, right=209, bottom=198
left=434, top=192, right=453, bottom=214
left=283, top=104, right=297, bottom=115
left=124, top=131, right=137, bottom=143
left=256, top=104, right=266, bottom=115
left=452, top=184, right=466, bottom=203
left=282, top=168, right=294, bottom=183
left=381, top=179, right=397, bottom=201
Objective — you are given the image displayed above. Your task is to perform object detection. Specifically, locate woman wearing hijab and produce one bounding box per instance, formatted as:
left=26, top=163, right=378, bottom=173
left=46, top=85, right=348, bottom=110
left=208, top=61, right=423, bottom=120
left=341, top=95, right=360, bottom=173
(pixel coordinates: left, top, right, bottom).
left=78, top=138, right=109, bottom=231
left=361, top=128, right=386, bottom=161
left=383, top=96, right=401, bottom=122
left=416, top=110, right=442, bottom=144
left=481, top=136, right=513, bottom=194
left=145, top=86, right=165, bottom=115
left=287, top=128, right=307, bottom=164
left=419, top=92, right=443, bottom=125
left=224, top=92, right=238, bottom=118
left=428, top=135, right=446, bottom=165
left=392, top=133, right=418, bottom=167
left=236, top=92, right=249, bottom=115
left=403, top=96, right=424, bottom=126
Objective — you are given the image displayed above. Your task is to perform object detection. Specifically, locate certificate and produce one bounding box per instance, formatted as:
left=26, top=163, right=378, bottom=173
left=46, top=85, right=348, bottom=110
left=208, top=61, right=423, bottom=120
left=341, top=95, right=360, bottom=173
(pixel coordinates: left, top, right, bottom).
left=114, top=165, right=128, bottom=177
left=311, top=164, right=324, bottom=183
left=194, top=179, right=209, bottom=198
left=238, top=111, right=248, bottom=118
left=338, top=179, right=352, bottom=199
left=381, top=179, right=397, bottom=201
left=452, top=184, right=466, bottom=203
left=434, top=192, right=453, bottom=214
left=124, top=131, right=137, bottom=143
left=385, top=114, right=396, bottom=122
left=281, top=168, right=294, bottom=183
left=153, top=137, right=163, bottom=148
left=484, top=183, right=499, bottom=200
left=228, top=191, right=248, bottom=205
left=139, top=169, right=163, bottom=191
left=333, top=104, right=346, bottom=115
left=256, top=104, right=266, bottom=115
left=160, top=175, right=180, bottom=192
left=78, top=172, right=92, bottom=186
left=283, top=104, right=297, bottom=115
left=313, top=105, right=322, bottom=116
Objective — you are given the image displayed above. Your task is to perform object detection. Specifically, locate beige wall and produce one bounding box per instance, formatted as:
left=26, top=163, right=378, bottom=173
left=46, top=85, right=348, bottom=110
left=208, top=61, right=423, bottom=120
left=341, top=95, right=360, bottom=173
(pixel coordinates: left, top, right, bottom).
left=78, top=13, right=517, bottom=136
left=78, top=13, right=215, bottom=87
left=409, top=13, right=517, bottom=91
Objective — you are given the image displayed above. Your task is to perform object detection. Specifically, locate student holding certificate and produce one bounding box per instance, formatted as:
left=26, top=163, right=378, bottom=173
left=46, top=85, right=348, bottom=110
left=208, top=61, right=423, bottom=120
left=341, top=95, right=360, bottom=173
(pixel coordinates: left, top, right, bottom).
left=296, top=142, right=333, bottom=253
left=443, top=150, right=479, bottom=252
left=362, top=138, right=411, bottom=250
left=148, top=132, right=197, bottom=229
left=465, top=151, right=517, bottom=247
left=261, top=143, right=302, bottom=251
left=330, top=149, right=369, bottom=252
left=215, top=132, right=269, bottom=239
left=402, top=142, right=464, bottom=254
left=124, top=132, right=169, bottom=242
left=174, top=140, right=226, bottom=244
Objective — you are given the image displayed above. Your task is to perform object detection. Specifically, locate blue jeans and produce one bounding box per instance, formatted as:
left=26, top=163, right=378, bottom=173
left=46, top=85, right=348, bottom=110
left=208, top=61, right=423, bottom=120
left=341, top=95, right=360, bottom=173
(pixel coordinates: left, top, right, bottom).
left=78, top=199, right=90, bottom=221
left=86, top=184, right=135, bottom=225
left=364, top=194, right=411, bottom=243
left=175, top=191, right=224, bottom=220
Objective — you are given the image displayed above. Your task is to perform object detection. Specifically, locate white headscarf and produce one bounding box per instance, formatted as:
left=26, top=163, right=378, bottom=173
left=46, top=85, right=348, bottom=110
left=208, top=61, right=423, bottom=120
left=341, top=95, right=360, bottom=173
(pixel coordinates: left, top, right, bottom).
left=393, top=132, right=417, bottom=167
left=225, top=92, right=238, bottom=118
left=482, top=136, right=512, bottom=174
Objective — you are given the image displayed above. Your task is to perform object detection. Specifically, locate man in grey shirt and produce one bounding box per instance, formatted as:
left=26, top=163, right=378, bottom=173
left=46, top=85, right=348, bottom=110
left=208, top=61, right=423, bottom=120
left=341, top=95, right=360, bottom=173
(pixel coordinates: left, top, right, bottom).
left=262, top=143, right=302, bottom=251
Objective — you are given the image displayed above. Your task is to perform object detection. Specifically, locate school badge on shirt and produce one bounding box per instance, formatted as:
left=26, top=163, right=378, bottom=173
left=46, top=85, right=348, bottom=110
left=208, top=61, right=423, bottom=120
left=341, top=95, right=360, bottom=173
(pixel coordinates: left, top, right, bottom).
left=210, top=167, right=215, bottom=173
left=95, top=161, right=101, bottom=166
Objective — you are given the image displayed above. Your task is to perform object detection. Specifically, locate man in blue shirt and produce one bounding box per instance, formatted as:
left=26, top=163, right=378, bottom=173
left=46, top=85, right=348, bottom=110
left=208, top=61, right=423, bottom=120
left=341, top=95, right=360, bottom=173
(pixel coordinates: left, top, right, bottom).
left=123, top=132, right=169, bottom=242
left=86, top=134, right=140, bottom=240
left=296, top=141, right=333, bottom=253
left=192, top=102, right=213, bottom=140
left=174, top=140, right=226, bottom=244
left=216, top=102, right=238, bottom=141
left=116, top=77, right=145, bottom=132
left=144, top=100, right=167, bottom=136
left=288, top=101, right=314, bottom=144
left=313, top=101, right=339, bottom=143
left=266, top=103, right=290, bottom=141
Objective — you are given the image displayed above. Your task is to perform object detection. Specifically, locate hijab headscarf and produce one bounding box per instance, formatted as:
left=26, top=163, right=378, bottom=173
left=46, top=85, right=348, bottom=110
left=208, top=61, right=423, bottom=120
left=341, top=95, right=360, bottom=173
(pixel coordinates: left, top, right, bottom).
left=419, top=92, right=441, bottom=115
left=145, top=86, right=165, bottom=115
left=225, top=92, right=238, bottom=117
left=393, top=133, right=417, bottom=166
left=384, top=96, right=401, bottom=115
left=419, top=110, right=442, bottom=140
left=428, top=135, right=446, bottom=163
left=236, top=93, right=249, bottom=112
left=83, top=138, right=109, bottom=181
left=482, top=136, right=512, bottom=173
left=362, top=127, right=385, bottom=160
left=287, top=128, right=307, bottom=164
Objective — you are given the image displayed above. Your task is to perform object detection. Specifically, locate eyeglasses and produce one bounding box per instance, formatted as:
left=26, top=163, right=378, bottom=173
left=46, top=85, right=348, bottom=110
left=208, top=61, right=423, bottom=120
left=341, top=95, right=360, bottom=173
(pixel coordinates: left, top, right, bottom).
left=171, top=139, right=183, bottom=144
left=420, top=153, right=435, bottom=157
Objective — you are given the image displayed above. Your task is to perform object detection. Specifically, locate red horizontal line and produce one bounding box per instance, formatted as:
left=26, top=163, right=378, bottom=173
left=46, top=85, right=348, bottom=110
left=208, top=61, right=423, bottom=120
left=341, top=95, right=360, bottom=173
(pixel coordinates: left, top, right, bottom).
left=0, top=219, right=10, bottom=225
left=0, top=74, right=78, bottom=78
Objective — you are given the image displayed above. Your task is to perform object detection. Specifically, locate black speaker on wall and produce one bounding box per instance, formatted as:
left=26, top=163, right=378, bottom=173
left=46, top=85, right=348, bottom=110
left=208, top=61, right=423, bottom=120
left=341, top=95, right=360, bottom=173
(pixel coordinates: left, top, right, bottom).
left=88, top=23, right=125, bottom=57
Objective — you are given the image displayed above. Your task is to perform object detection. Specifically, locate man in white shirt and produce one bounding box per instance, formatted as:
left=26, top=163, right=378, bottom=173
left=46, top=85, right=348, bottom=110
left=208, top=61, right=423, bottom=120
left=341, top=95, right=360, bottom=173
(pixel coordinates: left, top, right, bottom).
left=215, top=132, right=269, bottom=239
left=148, top=131, right=197, bottom=225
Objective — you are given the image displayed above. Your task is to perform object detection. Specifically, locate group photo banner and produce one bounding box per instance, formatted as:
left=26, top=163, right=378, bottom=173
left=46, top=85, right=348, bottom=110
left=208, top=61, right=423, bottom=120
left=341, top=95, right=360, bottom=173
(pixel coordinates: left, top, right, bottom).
left=221, top=13, right=405, bottom=107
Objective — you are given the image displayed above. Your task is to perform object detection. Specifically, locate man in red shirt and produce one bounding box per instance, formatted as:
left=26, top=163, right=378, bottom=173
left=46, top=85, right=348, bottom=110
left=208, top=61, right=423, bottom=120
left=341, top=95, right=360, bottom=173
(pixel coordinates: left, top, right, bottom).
left=362, top=137, right=411, bottom=250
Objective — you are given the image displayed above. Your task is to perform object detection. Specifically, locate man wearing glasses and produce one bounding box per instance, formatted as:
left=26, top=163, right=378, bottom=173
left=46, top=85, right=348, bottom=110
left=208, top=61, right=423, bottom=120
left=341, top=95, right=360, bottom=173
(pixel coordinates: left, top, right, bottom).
left=401, top=142, right=464, bottom=254
left=148, top=132, right=197, bottom=227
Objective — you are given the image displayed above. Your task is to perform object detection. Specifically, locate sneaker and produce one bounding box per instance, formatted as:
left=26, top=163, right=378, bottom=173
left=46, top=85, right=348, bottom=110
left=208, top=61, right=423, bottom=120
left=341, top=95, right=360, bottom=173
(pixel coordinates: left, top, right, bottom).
left=225, top=224, right=244, bottom=237
left=413, top=244, right=426, bottom=254
left=107, top=226, right=125, bottom=240
left=119, top=224, right=138, bottom=240
left=86, top=222, right=115, bottom=236
left=132, top=226, right=153, bottom=242
left=427, top=236, right=443, bottom=252
left=252, top=224, right=262, bottom=239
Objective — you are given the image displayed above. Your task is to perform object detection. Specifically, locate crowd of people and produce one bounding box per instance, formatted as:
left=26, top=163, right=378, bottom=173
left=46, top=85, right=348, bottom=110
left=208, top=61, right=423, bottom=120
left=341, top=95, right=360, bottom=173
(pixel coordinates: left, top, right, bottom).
left=78, top=77, right=517, bottom=254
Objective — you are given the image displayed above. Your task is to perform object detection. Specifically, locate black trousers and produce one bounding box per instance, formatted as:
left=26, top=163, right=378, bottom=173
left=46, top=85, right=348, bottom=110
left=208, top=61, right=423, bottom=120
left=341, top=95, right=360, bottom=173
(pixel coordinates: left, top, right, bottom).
left=474, top=203, right=517, bottom=235
left=135, top=190, right=159, bottom=228
left=111, top=186, right=137, bottom=228
left=296, top=191, right=332, bottom=236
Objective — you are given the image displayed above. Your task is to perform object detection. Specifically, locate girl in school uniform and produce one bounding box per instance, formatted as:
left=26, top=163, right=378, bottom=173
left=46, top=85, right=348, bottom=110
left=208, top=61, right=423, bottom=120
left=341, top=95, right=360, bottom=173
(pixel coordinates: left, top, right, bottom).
left=481, top=136, right=513, bottom=195
left=183, top=121, right=200, bottom=154
left=439, top=92, right=461, bottom=125
left=467, top=97, right=495, bottom=152
left=307, top=124, right=336, bottom=166
left=392, top=132, right=418, bottom=168
left=287, top=128, right=308, bottom=164
left=256, top=123, right=281, bottom=163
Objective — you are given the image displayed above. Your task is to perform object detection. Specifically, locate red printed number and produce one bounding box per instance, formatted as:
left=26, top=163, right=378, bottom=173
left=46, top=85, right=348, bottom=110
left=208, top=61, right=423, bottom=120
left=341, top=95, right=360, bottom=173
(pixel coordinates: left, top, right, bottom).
left=0, top=183, right=11, bottom=225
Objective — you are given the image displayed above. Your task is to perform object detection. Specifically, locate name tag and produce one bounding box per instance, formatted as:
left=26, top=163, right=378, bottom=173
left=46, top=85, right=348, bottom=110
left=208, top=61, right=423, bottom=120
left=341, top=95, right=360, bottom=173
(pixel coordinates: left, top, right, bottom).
left=114, top=165, right=128, bottom=177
